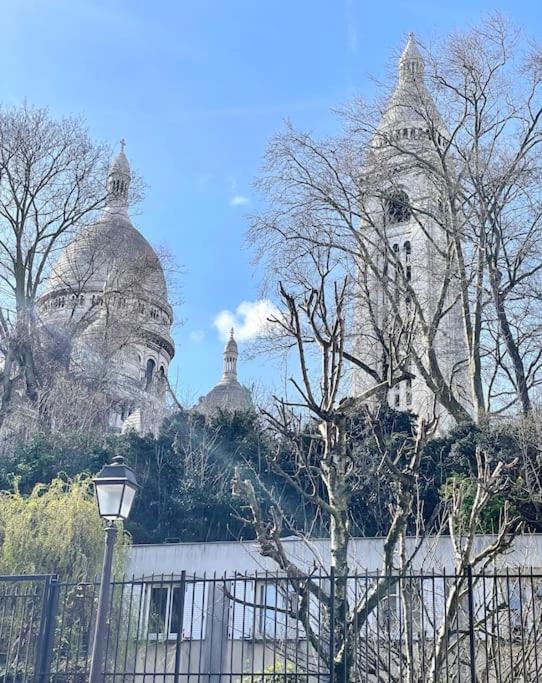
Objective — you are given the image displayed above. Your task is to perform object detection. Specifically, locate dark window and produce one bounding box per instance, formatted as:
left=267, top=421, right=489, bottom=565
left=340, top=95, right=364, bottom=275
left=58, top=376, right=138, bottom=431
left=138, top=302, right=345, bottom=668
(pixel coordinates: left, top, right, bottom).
left=146, top=584, right=199, bottom=640
left=406, top=379, right=412, bottom=406
left=386, top=191, right=411, bottom=224
left=145, top=358, right=156, bottom=390
left=169, top=587, right=185, bottom=636
left=148, top=587, right=168, bottom=637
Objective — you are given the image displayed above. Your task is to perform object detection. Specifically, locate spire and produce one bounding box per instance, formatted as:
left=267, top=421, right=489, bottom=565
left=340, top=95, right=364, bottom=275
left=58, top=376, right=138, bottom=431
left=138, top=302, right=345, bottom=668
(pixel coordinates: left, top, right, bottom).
left=221, top=328, right=238, bottom=382
left=106, top=139, right=131, bottom=212
left=399, top=33, right=424, bottom=82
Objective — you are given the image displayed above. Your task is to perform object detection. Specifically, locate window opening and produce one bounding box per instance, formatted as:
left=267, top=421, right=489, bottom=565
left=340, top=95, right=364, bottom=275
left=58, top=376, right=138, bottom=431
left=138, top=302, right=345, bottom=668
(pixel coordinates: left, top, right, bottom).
left=386, top=191, right=411, bottom=224
left=145, top=358, right=156, bottom=390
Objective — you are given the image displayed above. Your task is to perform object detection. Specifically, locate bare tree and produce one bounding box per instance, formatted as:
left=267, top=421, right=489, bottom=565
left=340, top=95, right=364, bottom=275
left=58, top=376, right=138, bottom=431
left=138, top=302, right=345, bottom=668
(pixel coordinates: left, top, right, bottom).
left=249, top=15, right=542, bottom=426
left=0, top=105, right=110, bottom=426
left=232, top=269, right=521, bottom=680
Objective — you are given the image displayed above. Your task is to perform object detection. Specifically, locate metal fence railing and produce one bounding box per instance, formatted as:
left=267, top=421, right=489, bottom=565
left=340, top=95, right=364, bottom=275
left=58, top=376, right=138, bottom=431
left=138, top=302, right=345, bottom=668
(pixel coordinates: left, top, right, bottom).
left=1, top=568, right=542, bottom=681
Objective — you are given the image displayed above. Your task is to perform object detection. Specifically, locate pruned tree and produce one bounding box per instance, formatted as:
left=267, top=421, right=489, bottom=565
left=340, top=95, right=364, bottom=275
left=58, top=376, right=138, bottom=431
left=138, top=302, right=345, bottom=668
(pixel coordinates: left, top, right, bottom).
left=233, top=271, right=521, bottom=680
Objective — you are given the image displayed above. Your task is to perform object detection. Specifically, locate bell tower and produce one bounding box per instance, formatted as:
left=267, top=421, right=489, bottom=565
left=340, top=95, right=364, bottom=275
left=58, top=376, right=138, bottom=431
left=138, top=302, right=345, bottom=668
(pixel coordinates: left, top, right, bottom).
left=352, top=35, right=469, bottom=429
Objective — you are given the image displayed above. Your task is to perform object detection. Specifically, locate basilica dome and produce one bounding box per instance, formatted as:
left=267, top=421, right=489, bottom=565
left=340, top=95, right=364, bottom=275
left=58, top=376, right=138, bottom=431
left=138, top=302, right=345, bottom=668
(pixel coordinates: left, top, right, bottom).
left=45, top=210, right=169, bottom=309
left=38, top=143, right=175, bottom=434
left=42, top=146, right=171, bottom=319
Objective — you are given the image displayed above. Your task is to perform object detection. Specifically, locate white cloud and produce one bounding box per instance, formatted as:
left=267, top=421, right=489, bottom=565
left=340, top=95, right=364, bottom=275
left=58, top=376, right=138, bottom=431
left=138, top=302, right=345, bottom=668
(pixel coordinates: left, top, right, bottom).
left=189, top=329, right=205, bottom=343
left=213, top=300, right=280, bottom=342
left=229, top=194, right=250, bottom=207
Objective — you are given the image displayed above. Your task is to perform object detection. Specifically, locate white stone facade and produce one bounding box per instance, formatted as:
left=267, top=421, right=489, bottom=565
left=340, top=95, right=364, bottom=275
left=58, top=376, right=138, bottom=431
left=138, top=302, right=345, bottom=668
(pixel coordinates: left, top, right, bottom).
left=352, top=36, right=470, bottom=429
left=38, top=145, right=175, bottom=435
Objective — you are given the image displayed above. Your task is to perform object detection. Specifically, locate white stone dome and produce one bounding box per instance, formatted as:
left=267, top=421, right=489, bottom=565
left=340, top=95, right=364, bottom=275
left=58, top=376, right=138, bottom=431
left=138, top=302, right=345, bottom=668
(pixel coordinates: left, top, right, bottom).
left=44, top=209, right=170, bottom=311
left=197, top=379, right=252, bottom=415
left=37, top=143, right=175, bottom=436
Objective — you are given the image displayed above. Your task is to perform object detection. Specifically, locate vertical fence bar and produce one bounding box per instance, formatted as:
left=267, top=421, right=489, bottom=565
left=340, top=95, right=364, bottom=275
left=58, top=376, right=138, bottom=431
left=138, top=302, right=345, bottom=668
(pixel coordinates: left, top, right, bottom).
left=329, top=566, right=335, bottom=683
left=174, top=571, right=186, bottom=683
left=35, top=576, right=59, bottom=683
left=466, top=565, right=477, bottom=683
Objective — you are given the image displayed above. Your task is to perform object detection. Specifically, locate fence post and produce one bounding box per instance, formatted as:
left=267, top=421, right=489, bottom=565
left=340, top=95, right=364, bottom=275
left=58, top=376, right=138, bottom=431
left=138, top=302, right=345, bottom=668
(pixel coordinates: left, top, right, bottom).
left=35, top=575, right=60, bottom=683
left=174, top=571, right=186, bottom=683
left=329, top=566, right=335, bottom=683
left=466, top=565, right=477, bottom=683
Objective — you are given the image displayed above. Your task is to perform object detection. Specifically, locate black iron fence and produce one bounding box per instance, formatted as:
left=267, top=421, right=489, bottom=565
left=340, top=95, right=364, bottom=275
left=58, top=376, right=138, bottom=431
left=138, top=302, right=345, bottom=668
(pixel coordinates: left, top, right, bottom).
left=1, top=568, right=542, bottom=681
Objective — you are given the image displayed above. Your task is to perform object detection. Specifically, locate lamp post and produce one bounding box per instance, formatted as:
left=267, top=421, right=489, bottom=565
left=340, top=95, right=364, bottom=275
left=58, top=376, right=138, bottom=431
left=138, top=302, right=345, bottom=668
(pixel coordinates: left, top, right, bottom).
left=89, top=455, right=139, bottom=683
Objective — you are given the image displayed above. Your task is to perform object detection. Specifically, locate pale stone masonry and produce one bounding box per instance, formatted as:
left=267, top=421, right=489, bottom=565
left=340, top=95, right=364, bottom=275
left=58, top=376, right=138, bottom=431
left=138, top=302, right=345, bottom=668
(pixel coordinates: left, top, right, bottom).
left=352, top=35, right=470, bottom=429
left=194, top=329, right=253, bottom=417
left=38, top=144, right=175, bottom=434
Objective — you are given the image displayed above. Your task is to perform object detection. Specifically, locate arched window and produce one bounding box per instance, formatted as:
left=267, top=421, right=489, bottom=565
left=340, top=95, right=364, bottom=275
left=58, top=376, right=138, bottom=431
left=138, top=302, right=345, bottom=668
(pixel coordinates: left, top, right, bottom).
left=405, top=379, right=412, bottom=407
left=386, top=191, right=411, bottom=224
left=145, top=358, right=156, bottom=390
left=404, top=241, right=412, bottom=281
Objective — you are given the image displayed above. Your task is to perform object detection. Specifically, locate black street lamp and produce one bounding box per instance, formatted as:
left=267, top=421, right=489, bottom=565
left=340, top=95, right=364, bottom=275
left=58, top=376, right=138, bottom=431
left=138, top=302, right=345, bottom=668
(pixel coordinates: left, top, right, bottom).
left=89, top=455, right=139, bottom=683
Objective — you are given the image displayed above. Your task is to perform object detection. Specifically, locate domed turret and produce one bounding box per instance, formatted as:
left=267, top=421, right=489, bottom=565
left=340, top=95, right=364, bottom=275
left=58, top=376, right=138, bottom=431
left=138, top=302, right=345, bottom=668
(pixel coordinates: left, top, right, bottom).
left=194, top=329, right=253, bottom=417
left=222, top=329, right=238, bottom=382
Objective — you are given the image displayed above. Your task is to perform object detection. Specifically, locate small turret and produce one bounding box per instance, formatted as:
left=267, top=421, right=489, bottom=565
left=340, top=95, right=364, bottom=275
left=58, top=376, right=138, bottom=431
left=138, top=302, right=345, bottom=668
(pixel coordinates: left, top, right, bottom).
left=399, top=33, right=425, bottom=82
left=106, top=139, right=131, bottom=211
left=222, top=328, right=238, bottom=382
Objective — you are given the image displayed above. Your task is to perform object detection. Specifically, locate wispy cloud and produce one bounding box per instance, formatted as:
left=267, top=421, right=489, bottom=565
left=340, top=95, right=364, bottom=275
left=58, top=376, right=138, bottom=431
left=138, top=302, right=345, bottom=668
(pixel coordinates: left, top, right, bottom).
left=214, top=300, right=279, bottom=342
left=189, top=329, right=205, bottom=343
left=345, top=0, right=359, bottom=56
left=229, top=194, right=250, bottom=207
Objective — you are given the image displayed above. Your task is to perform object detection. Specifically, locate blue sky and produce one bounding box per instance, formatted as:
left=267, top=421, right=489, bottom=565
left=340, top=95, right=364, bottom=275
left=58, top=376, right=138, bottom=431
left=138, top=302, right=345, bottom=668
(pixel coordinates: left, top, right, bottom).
left=2, top=0, right=540, bottom=404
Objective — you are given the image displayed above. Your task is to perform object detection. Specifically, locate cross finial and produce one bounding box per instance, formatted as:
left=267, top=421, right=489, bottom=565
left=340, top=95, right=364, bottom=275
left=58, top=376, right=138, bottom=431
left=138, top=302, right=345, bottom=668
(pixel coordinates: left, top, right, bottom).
left=120, top=138, right=126, bottom=153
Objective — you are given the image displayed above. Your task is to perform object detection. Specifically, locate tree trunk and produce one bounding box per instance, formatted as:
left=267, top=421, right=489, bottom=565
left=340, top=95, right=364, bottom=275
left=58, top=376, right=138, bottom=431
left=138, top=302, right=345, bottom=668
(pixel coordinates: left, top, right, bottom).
left=489, top=268, right=532, bottom=415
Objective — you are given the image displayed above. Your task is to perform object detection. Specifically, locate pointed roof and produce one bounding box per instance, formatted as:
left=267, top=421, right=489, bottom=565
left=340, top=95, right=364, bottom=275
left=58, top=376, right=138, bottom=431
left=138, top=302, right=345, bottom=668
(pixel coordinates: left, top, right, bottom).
left=225, top=328, right=238, bottom=355
left=399, top=33, right=425, bottom=80
left=376, top=33, right=445, bottom=139
left=109, top=139, right=131, bottom=177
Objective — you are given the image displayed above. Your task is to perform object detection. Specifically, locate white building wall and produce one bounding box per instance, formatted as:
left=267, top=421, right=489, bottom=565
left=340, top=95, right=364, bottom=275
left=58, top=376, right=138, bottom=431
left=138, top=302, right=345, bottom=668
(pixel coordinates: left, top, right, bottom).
left=126, top=535, right=542, bottom=578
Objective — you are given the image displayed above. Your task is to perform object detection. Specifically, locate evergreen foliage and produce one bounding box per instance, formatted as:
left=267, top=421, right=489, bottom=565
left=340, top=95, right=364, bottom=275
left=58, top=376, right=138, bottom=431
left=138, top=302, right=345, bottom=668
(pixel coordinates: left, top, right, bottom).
left=0, top=408, right=539, bottom=547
